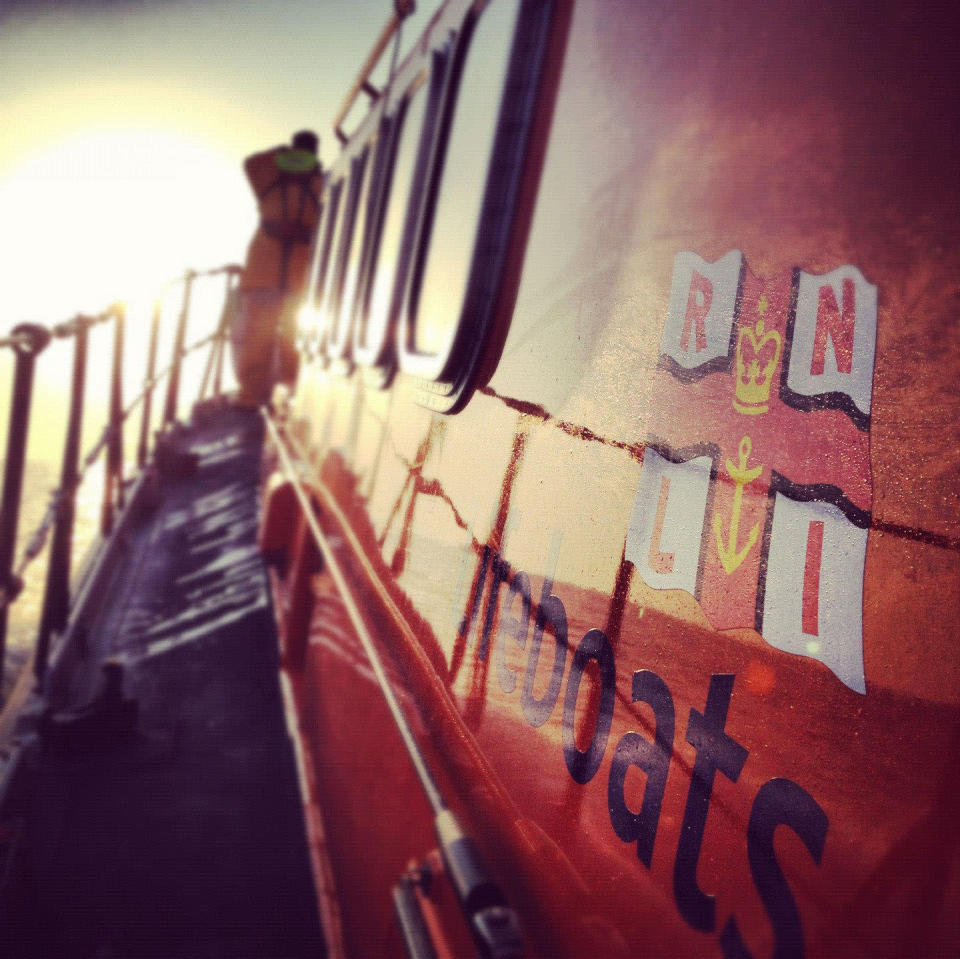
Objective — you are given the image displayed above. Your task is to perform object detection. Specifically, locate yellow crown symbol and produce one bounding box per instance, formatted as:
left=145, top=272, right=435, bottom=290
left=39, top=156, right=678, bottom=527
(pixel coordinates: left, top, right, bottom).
left=733, top=297, right=782, bottom=415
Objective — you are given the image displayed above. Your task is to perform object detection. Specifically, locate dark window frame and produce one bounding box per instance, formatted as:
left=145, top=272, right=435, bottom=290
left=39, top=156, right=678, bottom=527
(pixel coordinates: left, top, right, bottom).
left=300, top=178, right=343, bottom=360
left=323, top=146, right=371, bottom=361
left=309, top=178, right=342, bottom=311
left=350, top=45, right=454, bottom=378
left=396, top=0, right=564, bottom=413
left=350, top=110, right=399, bottom=359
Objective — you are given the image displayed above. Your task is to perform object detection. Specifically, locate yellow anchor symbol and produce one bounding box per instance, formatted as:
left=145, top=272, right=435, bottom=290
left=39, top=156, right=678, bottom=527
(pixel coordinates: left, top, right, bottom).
left=713, top=435, right=763, bottom=574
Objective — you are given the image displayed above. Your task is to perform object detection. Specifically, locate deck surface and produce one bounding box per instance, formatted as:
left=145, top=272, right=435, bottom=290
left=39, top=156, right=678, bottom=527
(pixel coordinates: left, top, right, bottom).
left=6, top=405, right=324, bottom=958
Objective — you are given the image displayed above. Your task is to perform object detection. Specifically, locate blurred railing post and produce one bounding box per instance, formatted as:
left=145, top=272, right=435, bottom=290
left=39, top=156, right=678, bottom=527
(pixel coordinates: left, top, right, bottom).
left=163, top=270, right=195, bottom=426
left=199, top=268, right=238, bottom=403
left=213, top=270, right=239, bottom=398
left=35, top=317, right=89, bottom=684
left=100, top=304, right=125, bottom=535
left=0, top=324, right=51, bottom=692
left=137, top=298, right=162, bottom=469
left=198, top=267, right=234, bottom=400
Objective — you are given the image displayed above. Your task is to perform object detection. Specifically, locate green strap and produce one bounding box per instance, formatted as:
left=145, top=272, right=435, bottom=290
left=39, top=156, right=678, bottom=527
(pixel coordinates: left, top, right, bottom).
left=275, top=148, right=319, bottom=174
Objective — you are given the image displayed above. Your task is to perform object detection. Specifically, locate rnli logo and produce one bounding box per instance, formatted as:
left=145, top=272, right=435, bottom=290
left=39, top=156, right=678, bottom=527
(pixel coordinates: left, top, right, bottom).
left=626, top=250, right=877, bottom=693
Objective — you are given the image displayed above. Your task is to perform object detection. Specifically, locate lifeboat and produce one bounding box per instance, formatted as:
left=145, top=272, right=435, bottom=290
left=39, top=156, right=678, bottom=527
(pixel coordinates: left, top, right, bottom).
left=1, top=1, right=958, bottom=957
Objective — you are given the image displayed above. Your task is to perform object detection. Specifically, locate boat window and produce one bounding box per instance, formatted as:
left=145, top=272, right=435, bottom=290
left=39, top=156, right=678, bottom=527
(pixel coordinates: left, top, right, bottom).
left=397, top=0, right=522, bottom=388
left=329, top=144, right=375, bottom=359
left=299, top=178, right=342, bottom=354
left=351, top=113, right=396, bottom=341
left=353, top=53, right=446, bottom=371
left=321, top=150, right=370, bottom=356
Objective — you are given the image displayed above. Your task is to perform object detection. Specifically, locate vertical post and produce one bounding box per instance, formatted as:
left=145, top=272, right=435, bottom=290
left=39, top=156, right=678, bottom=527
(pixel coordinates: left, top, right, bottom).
left=0, top=324, right=51, bottom=693
left=163, top=270, right=195, bottom=427
left=198, top=274, right=225, bottom=403
left=101, top=305, right=125, bottom=535
left=212, top=270, right=236, bottom=399
left=36, top=319, right=89, bottom=684
left=137, top=298, right=161, bottom=469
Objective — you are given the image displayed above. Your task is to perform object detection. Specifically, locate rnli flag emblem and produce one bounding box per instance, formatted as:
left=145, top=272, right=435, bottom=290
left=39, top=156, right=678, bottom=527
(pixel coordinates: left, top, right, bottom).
left=626, top=251, right=877, bottom=693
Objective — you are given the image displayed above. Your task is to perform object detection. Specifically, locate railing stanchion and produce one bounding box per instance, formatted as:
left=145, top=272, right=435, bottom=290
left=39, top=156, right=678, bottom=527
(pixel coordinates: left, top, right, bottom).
left=163, top=270, right=195, bottom=427
left=137, top=299, right=162, bottom=469
left=0, top=263, right=238, bottom=699
left=101, top=305, right=125, bottom=535
left=212, top=271, right=237, bottom=399
left=198, top=276, right=229, bottom=404
left=0, top=325, right=51, bottom=694
left=36, top=318, right=89, bottom=684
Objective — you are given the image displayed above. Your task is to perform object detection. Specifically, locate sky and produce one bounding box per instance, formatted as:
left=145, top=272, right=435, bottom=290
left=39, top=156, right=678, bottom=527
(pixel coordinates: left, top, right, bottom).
left=0, top=0, right=432, bottom=320
left=0, top=0, right=433, bottom=459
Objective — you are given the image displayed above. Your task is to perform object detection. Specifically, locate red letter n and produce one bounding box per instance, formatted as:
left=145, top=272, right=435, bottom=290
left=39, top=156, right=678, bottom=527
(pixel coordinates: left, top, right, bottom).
left=811, top=278, right=855, bottom=376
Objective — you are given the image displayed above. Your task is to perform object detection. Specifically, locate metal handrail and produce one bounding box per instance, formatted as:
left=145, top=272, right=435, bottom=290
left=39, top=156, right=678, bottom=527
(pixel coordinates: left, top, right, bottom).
left=333, top=0, right=418, bottom=145
left=0, top=263, right=242, bottom=695
left=265, top=413, right=523, bottom=958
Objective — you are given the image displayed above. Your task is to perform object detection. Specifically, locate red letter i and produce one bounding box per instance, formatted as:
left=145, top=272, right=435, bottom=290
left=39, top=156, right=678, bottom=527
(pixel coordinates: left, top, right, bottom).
left=802, top=521, right=825, bottom=635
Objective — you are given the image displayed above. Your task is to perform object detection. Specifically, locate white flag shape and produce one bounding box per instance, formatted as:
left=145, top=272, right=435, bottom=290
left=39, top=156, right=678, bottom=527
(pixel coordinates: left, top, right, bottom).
left=760, top=493, right=868, bottom=693
left=661, top=250, right=743, bottom=370
left=625, top=449, right=712, bottom=596
left=786, top=265, right=877, bottom=418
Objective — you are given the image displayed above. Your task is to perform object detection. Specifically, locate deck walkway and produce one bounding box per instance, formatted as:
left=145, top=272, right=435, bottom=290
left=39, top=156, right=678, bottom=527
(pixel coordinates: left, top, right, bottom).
left=3, top=404, right=324, bottom=958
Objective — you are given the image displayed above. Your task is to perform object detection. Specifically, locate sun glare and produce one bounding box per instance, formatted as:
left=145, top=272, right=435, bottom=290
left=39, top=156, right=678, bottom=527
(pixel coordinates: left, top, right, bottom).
left=0, top=127, right=254, bottom=463
left=0, top=127, right=254, bottom=324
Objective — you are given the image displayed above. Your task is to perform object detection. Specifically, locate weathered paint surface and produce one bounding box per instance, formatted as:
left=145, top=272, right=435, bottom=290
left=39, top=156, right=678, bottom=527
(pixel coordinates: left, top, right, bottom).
left=273, top=0, right=960, bottom=956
